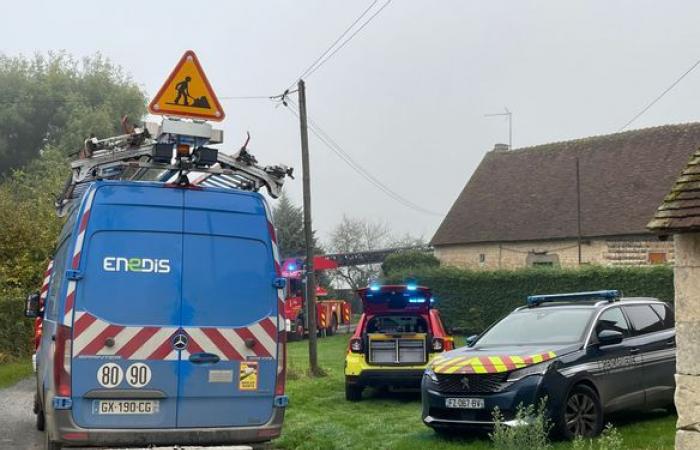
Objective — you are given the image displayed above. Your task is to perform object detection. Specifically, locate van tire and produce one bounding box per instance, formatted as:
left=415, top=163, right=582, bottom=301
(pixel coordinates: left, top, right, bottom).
left=345, top=382, right=363, bottom=401
left=36, top=407, right=45, bottom=432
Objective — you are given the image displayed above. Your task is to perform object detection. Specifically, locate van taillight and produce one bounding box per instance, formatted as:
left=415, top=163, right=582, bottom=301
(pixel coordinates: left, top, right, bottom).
left=275, top=330, right=286, bottom=396
left=349, top=338, right=362, bottom=353
left=54, top=325, right=72, bottom=397
left=431, top=337, right=444, bottom=352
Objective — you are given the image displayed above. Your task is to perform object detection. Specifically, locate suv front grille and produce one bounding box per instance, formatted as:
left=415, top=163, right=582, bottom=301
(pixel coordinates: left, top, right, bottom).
left=369, top=338, right=426, bottom=364
left=434, top=372, right=511, bottom=394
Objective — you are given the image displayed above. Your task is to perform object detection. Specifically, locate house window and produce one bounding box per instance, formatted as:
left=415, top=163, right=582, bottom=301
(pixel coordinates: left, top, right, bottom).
left=479, top=253, right=486, bottom=265
left=526, top=252, right=560, bottom=268
left=648, top=252, right=667, bottom=265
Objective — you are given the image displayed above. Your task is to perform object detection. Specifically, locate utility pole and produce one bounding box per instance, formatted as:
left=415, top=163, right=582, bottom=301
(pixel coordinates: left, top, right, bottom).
left=485, top=108, right=513, bottom=150
left=575, top=157, right=582, bottom=265
left=297, top=79, right=321, bottom=376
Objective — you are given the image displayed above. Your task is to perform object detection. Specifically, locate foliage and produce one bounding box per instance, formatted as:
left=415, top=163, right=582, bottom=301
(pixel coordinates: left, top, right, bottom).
left=490, top=398, right=552, bottom=450
left=327, top=215, right=425, bottom=291
left=386, top=265, right=674, bottom=334
left=0, top=360, right=32, bottom=389
left=382, top=250, right=440, bottom=276
left=272, top=191, right=322, bottom=258
left=0, top=52, right=146, bottom=174
left=573, top=424, right=624, bottom=450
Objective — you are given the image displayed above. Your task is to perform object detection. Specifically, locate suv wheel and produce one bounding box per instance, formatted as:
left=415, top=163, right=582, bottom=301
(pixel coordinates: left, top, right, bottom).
left=557, top=384, right=603, bottom=439
left=345, top=382, right=363, bottom=401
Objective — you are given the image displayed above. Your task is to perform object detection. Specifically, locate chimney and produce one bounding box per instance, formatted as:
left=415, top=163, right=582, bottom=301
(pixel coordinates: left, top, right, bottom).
left=492, top=143, right=510, bottom=152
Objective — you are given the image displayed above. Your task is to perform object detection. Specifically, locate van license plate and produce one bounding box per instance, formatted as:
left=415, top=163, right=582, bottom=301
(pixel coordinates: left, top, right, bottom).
left=445, top=398, right=484, bottom=409
left=94, top=400, right=159, bottom=415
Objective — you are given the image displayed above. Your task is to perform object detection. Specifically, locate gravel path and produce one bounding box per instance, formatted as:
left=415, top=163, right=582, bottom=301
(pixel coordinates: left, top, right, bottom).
left=0, top=377, right=42, bottom=450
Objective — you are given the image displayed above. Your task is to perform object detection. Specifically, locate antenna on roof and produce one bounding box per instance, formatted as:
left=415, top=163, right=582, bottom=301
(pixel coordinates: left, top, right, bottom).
left=485, top=107, right=512, bottom=150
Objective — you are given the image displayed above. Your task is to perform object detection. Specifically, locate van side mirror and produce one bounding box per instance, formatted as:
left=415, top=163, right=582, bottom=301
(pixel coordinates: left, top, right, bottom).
left=597, top=329, right=623, bottom=346
left=465, top=334, right=478, bottom=347
left=24, top=292, right=41, bottom=318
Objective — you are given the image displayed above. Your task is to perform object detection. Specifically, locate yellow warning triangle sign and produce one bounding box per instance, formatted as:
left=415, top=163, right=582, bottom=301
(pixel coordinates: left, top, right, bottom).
left=148, top=50, right=225, bottom=121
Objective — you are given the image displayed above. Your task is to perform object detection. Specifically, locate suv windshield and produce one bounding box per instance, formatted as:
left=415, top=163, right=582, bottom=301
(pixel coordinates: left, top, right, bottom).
left=477, top=308, right=595, bottom=346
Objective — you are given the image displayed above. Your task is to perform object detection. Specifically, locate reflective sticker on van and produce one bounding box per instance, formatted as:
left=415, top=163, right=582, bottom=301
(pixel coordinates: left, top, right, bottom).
left=239, top=362, right=258, bottom=391
left=97, top=363, right=123, bottom=388
left=103, top=257, right=171, bottom=273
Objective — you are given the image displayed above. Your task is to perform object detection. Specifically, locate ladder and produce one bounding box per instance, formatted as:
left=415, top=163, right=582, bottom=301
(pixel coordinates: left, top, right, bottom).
left=56, top=117, right=293, bottom=216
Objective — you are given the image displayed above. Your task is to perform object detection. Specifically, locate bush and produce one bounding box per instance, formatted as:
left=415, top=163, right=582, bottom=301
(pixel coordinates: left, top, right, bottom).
left=572, top=424, right=624, bottom=450
left=382, top=250, right=440, bottom=276
left=491, top=398, right=552, bottom=450
left=0, top=290, right=34, bottom=362
left=386, top=265, right=673, bottom=334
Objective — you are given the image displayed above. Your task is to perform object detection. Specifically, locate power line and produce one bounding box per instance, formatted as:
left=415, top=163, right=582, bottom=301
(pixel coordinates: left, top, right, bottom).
left=286, top=0, right=392, bottom=89
left=283, top=98, right=441, bottom=216
left=619, top=56, right=700, bottom=131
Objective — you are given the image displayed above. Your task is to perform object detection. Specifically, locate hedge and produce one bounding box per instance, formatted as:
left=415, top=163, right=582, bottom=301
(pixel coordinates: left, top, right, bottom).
left=386, top=265, right=674, bottom=335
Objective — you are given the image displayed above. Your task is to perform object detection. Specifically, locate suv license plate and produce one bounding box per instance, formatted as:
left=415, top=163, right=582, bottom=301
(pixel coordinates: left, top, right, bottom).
left=445, top=398, right=485, bottom=409
left=93, top=400, right=159, bottom=415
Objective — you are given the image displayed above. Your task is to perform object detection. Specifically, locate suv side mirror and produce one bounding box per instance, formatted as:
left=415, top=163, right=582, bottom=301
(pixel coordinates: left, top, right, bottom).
left=597, top=329, right=623, bottom=346
left=24, top=292, right=41, bottom=318
left=465, top=334, right=478, bottom=347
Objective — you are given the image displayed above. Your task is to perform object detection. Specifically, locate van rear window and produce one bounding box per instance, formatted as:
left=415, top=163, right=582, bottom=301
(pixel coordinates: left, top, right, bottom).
left=366, top=315, right=428, bottom=334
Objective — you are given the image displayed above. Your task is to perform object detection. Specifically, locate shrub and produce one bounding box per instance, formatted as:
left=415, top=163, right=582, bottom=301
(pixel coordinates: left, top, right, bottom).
left=490, top=398, right=552, bottom=450
left=386, top=265, right=673, bottom=334
left=572, top=423, right=624, bottom=450
left=381, top=250, right=440, bottom=276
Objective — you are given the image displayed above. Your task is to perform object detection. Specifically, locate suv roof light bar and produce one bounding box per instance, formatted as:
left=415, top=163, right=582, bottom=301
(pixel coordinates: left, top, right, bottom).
left=527, top=290, right=620, bottom=306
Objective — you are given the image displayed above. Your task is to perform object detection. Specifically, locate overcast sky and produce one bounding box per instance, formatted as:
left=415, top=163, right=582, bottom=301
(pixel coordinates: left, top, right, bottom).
left=5, top=1, right=700, bottom=244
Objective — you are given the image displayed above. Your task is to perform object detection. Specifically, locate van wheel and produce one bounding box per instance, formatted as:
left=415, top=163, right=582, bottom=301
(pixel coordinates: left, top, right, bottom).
left=345, top=382, right=363, bottom=401
left=327, top=316, right=338, bottom=336
left=35, top=392, right=45, bottom=431
left=556, top=384, right=603, bottom=439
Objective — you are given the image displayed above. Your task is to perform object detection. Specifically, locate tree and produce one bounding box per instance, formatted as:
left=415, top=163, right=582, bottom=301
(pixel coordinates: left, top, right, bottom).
left=0, top=52, right=146, bottom=174
left=327, top=215, right=425, bottom=291
left=272, top=191, right=322, bottom=258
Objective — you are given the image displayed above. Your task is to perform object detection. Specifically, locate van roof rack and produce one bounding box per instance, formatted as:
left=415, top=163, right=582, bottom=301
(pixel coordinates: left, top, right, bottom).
left=55, top=117, right=293, bottom=216
left=526, top=290, right=620, bottom=307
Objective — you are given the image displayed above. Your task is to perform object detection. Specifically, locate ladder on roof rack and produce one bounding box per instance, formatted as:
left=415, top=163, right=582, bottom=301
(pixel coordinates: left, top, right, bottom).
left=55, top=117, right=293, bottom=216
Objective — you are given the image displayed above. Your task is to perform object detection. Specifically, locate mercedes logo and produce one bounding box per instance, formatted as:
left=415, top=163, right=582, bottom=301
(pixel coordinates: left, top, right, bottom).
left=460, top=377, right=470, bottom=390
left=172, top=332, right=189, bottom=351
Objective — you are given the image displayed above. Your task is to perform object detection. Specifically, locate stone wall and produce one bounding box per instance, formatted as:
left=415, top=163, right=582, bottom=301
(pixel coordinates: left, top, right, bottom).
left=673, top=233, right=700, bottom=449
left=434, top=236, right=674, bottom=270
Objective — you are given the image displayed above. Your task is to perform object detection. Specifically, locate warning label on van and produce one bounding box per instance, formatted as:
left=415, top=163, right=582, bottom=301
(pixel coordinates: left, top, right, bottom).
left=239, top=362, right=258, bottom=391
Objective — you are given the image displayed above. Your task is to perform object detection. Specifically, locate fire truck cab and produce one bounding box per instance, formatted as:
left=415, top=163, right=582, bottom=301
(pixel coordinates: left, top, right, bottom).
left=344, top=282, right=453, bottom=401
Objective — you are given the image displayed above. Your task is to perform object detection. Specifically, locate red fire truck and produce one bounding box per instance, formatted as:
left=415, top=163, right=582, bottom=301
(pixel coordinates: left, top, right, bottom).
left=282, top=256, right=352, bottom=340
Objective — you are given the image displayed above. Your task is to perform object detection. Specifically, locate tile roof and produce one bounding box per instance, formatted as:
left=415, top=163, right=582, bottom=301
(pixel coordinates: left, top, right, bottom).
left=432, top=123, right=700, bottom=246
left=647, top=147, right=700, bottom=232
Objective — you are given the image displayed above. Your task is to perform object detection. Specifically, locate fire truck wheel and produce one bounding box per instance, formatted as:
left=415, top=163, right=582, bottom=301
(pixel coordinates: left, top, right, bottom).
left=345, top=382, right=363, bottom=402
left=327, top=316, right=338, bottom=336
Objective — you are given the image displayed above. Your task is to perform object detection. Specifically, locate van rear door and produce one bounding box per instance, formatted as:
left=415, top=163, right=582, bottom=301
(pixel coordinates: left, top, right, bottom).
left=176, top=189, right=279, bottom=428
left=70, top=184, right=183, bottom=429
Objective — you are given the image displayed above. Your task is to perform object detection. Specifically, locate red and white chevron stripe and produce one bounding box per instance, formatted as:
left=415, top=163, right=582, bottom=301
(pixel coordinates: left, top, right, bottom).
left=39, top=260, right=53, bottom=302
left=72, top=312, right=279, bottom=361
left=63, top=188, right=96, bottom=326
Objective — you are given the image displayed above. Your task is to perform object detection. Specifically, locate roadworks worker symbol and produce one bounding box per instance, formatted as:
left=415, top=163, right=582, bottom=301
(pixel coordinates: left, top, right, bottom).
left=431, top=351, right=556, bottom=375
left=148, top=50, right=225, bottom=121
left=239, top=361, right=258, bottom=391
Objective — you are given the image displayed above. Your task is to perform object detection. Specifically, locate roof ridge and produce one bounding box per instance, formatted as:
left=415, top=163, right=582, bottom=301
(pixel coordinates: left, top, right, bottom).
left=502, top=121, right=700, bottom=154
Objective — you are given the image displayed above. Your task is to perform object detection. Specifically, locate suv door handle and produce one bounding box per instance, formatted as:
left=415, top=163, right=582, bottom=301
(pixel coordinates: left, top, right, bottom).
left=666, top=339, right=676, bottom=347
left=630, top=348, right=639, bottom=354
left=189, top=352, right=220, bottom=364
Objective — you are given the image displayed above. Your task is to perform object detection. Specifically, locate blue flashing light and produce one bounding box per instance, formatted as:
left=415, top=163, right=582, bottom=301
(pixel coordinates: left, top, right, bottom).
left=408, top=297, right=426, bottom=303
left=430, top=297, right=436, bottom=304
left=527, top=290, right=620, bottom=306
left=369, top=283, right=381, bottom=292
left=288, top=264, right=297, bottom=271
left=406, top=283, right=417, bottom=291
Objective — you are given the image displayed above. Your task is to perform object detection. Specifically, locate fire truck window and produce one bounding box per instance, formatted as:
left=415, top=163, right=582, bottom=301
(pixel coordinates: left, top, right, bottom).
left=367, top=315, right=428, bottom=334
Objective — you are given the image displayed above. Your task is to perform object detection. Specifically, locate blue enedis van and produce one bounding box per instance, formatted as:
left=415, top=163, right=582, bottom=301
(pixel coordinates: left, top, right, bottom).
left=35, top=180, right=287, bottom=449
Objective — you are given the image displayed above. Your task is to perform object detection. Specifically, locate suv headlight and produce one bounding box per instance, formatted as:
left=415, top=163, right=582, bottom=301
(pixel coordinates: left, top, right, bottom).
left=424, top=368, right=439, bottom=383
left=507, top=360, right=554, bottom=382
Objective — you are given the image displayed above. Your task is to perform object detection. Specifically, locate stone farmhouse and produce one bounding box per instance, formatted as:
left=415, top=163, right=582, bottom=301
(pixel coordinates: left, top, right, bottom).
left=432, top=123, right=700, bottom=270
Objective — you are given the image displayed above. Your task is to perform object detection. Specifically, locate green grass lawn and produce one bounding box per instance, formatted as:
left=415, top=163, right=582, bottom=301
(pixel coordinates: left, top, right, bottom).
left=0, top=360, right=32, bottom=389
left=277, top=334, right=676, bottom=450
